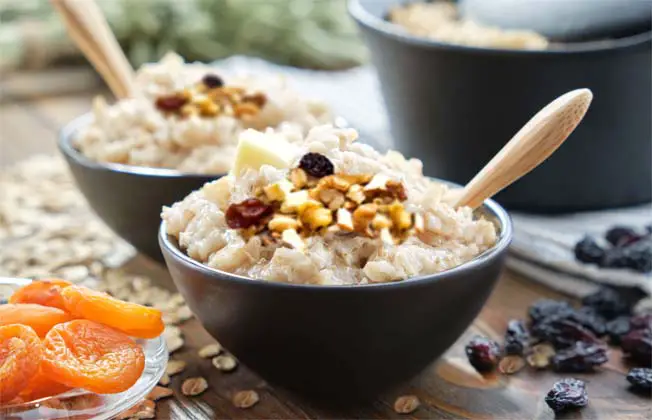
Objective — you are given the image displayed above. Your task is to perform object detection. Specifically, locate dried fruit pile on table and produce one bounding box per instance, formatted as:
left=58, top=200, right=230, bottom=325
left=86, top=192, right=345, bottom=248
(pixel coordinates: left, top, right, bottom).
left=464, top=286, right=652, bottom=413
left=575, top=225, right=652, bottom=273
left=0, top=279, right=164, bottom=404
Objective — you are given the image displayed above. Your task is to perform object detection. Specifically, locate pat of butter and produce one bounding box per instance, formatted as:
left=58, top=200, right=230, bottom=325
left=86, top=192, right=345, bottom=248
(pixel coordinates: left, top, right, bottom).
left=231, top=129, right=296, bottom=176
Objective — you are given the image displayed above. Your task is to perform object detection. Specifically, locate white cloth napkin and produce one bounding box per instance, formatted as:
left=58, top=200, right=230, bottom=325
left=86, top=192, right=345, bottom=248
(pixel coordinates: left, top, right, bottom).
left=212, top=56, right=652, bottom=297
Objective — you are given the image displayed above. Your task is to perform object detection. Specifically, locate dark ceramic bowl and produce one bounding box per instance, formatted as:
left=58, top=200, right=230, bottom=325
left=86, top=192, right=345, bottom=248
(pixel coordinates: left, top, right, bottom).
left=58, top=114, right=218, bottom=262
left=159, top=195, right=512, bottom=401
left=350, top=0, right=652, bottom=212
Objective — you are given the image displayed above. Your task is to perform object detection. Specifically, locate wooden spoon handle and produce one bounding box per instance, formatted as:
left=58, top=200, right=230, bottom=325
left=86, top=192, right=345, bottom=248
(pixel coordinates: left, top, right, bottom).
left=454, top=89, right=593, bottom=209
left=51, top=0, right=135, bottom=99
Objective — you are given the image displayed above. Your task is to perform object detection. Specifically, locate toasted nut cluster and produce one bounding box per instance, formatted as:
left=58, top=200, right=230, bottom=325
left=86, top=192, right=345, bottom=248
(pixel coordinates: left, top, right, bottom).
left=154, top=73, right=267, bottom=119
left=228, top=153, right=427, bottom=251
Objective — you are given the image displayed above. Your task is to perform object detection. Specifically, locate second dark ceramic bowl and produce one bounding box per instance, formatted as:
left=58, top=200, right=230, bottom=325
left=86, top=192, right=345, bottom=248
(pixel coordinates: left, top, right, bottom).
left=350, top=0, right=652, bottom=212
left=59, top=114, right=218, bottom=262
left=159, top=195, right=512, bottom=401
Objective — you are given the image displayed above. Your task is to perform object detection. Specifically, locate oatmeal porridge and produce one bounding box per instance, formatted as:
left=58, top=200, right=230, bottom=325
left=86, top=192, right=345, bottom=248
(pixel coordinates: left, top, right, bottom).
left=162, top=125, right=497, bottom=285
left=74, top=52, right=331, bottom=174
left=389, top=1, right=548, bottom=50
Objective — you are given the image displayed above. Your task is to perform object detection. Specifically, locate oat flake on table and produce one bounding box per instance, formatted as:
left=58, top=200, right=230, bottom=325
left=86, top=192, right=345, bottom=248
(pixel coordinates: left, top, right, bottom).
left=0, top=155, right=188, bottom=324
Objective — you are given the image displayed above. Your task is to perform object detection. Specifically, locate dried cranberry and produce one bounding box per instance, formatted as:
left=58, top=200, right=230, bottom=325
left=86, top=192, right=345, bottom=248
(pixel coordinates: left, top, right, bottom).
left=298, top=153, right=334, bottom=178
left=528, top=299, right=574, bottom=326
left=531, top=318, right=600, bottom=349
left=606, top=316, right=631, bottom=345
left=155, top=94, right=188, bottom=113
left=551, top=341, right=608, bottom=372
left=621, top=328, right=652, bottom=367
left=606, top=226, right=642, bottom=247
left=202, top=73, right=224, bottom=88
left=581, top=287, right=632, bottom=320
left=626, top=367, right=652, bottom=393
left=545, top=378, right=588, bottom=413
left=504, top=319, right=529, bottom=356
left=225, top=198, right=273, bottom=229
left=574, top=236, right=605, bottom=265
left=465, top=335, right=501, bottom=372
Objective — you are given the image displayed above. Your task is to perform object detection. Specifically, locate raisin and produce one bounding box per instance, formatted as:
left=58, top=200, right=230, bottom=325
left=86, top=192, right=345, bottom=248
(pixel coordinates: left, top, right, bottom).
left=601, top=239, right=652, bottom=273
left=605, top=226, right=641, bottom=247
left=298, top=153, right=334, bottom=178
left=621, top=328, right=652, bottom=367
left=202, top=73, right=224, bottom=88
left=581, top=287, right=632, bottom=320
left=626, top=367, right=652, bottom=393
left=569, top=307, right=607, bottom=337
left=574, top=236, right=605, bottom=265
left=504, top=319, right=529, bottom=356
left=225, top=198, right=273, bottom=229
left=531, top=317, right=601, bottom=349
left=551, top=341, right=608, bottom=372
left=155, top=95, right=188, bottom=113
left=465, top=335, right=501, bottom=372
left=545, top=378, right=588, bottom=413
left=528, top=299, right=574, bottom=326
left=606, top=316, right=631, bottom=345
left=630, top=314, right=652, bottom=331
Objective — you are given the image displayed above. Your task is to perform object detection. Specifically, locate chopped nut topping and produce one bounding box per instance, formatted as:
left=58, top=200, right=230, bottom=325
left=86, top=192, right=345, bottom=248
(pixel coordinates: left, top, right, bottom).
left=414, top=212, right=425, bottom=232
left=282, top=229, right=305, bottom=251
left=154, top=77, right=266, bottom=120
left=336, top=208, right=354, bottom=231
left=289, top=168, right=308, bottom=189
left=301, top=206, right=333, bottom=230
left=364, top=173, right=391, bottom=192
left=268, top=214, right=301, bottom=232
left=263, top=180, right=294, bottom=202
left=281, top=190, right=320, bottom=214
left=346, top=184, right=366, bottom=204
left=389, top=202, right=412, bottom=230
left=352, top=203, right=378, bottom=232
left=371, top=213, right=392, bottom=230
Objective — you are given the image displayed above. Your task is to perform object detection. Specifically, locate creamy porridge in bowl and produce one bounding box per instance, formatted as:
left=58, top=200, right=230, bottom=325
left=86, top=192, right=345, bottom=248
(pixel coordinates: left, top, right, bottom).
left=157, top=123, right=511, bottom=399
left=74, top=52, right=332, bottom=174
left=162, top=124, right=497, bottom=285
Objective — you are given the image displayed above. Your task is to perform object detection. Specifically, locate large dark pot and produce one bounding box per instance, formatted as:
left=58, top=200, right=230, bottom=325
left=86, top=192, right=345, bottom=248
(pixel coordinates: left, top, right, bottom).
left=350, top=0, right=652, bottom=213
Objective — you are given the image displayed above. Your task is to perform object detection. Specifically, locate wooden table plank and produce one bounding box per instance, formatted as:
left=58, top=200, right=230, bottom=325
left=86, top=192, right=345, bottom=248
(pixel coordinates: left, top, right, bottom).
left=2, top=91, right=650, bottom=420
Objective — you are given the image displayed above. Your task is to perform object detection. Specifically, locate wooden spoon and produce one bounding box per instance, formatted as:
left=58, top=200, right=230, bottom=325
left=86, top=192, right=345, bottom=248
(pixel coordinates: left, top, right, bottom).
left=454, top=89, right=593, bottom=209
left=51, top=0, right=135, bottom=99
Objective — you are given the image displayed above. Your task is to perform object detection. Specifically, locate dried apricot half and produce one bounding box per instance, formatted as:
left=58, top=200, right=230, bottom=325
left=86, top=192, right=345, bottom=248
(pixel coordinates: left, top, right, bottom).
left=9, top=278, right=72, bottom=310
left=41, top=320, right=145, bottom=394
left=0, top=324, right=43, bottom=403
left=0, top=304, right=74, bottom=338
left=19, top=368, right=71, bottom=401
left=61, top=286, right=164, bottom=339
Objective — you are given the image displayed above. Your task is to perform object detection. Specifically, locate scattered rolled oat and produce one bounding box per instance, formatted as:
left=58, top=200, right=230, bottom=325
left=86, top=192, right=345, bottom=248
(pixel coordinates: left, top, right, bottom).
left=498, top=355, right=526, bottom=375
left=198, top=343, right=222, bottom=358
left=232, top=390, right=260, bottom=409
left=212, top=354, right=238, bottom=372
left=166, top=334, right=184, bottom=354
left=527, top=343, right=556, bottom=369
left=393, top=394, right=420, bottom=414
left=116, top=399, right=156, bottom=419
left=181, top=377, right=209, bottom=397
left=147, top=385, right=174, bottom=401
left=165, top=359, right=187, bottom=376
left=159, top=373, right=171, bottom=386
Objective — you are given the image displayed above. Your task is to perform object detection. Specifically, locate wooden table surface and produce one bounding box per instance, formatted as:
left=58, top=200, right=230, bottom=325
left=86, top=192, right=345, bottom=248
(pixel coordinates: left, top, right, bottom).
left=1, top=72, right=649, bottom=420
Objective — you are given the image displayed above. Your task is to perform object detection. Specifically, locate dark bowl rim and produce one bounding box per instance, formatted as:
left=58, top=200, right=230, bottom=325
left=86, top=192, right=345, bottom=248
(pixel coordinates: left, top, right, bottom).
left=348, top=0, right=652, bottom=56
left=159, top=186, right=513, bottom=292
left=58, top=113, right=224, bottom=179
